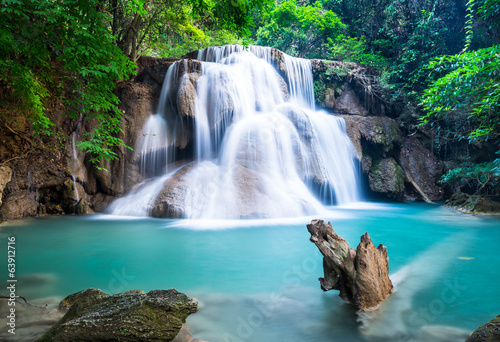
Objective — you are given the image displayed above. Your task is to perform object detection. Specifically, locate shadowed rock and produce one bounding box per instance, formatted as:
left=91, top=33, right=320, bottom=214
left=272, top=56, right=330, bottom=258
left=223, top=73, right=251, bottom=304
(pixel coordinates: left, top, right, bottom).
left=445, top=193, right=500, bottom=214
left=307, top=219, right=393, bottom=311
left=36, top=288, right=198, bottom=342
left=466, top=314, right=500, bottom=342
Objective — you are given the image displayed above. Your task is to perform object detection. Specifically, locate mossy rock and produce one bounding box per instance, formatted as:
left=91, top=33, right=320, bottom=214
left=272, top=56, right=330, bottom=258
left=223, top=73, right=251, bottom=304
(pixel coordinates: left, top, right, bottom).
left=445, top=193, right=500, bottom=214
left=36, top=288, right=198, bottom=342
left=466, top=314, right=500, bottom=342
left=368, top=157, right=405, bottom=199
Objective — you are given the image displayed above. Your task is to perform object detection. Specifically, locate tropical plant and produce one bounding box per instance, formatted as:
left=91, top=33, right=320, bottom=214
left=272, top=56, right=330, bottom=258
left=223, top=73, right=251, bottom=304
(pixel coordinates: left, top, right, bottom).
left=256, top=0, right=345, bottom=58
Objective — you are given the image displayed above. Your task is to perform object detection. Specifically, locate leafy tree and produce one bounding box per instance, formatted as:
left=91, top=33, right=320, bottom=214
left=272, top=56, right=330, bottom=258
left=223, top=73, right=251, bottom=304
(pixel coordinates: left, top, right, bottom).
left=439, top=158, right=500, bottom=197
left=420, top=45, right=500, bottom=144
left=109, top=0, right=272, bottom=60
left=1, top=0, right=137, bottom=166
left=256, top=0, right=345, bottom=58
left=1, top=0, right=270, bottom=167
left=419, top=0, right=500, bottom=197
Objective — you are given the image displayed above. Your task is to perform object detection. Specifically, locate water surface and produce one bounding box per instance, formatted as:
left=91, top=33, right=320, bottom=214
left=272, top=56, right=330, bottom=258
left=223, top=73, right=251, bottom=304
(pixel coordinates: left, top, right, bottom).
left=1, top=202, right=499, bottom=341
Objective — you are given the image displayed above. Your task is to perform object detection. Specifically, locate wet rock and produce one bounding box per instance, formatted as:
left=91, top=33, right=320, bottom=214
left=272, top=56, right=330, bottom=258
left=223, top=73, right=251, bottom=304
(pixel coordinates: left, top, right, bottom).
left=333, top=84, right=368, bottom=116
left=307, top=219, right=393, bottom=311
left=445, top=193, right=500, bottom=214
left=369, top=157, right=405, bottom=199
left=177, top=73, right=200, bottom=118
left=152, top=163, right=196, bottom=218
left=36, top=288, right=198, bottom=342
left=0, top=166, right=12, bottom=206
left=399, top=137, right=443, bottom=201
left=91, top=193, right=116, bottom=213
left=75, top=198, right=94, bottom=215
left=0, top=192, right=39, bottom=220
left=340, top=115, right=402, bottom=157
left=466, top=314, right=500, bottom=342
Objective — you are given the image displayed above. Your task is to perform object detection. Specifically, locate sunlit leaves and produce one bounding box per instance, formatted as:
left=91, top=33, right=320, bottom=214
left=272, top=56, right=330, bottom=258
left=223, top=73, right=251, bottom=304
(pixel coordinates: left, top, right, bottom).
left=420, top=45, right=500, bottom=143
left=256, top=0, right=344, bottom=58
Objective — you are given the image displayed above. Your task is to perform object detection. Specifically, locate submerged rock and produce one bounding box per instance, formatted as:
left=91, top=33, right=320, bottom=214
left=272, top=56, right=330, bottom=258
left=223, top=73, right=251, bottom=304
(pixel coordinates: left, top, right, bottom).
left=466, top=314, right=500, bottom=342
left=307, top=219, right=393, bottom=310
left=36, top=288, right=198, bottom=342
left=445, top=193, right=500, bottom=214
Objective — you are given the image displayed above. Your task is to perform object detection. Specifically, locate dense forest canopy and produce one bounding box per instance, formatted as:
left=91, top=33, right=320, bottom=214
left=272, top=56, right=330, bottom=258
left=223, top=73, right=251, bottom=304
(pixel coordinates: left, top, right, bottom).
left=0, top=0, right=498, bottom=195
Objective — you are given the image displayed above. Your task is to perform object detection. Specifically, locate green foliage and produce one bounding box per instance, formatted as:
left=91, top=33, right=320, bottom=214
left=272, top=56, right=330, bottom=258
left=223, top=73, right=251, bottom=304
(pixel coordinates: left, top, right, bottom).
left=478, top=0, right=500, bottom=29
left=440, top=157, right=500, bottom=197
left=327, top=35, right=389, bottom=70
left=420, top=45, right=500, bottom=143
left=1, top=0, right=137, bottom=165
left=110, top=0, right=272, bottom=60
left=256, top=0, right=345, bottom=58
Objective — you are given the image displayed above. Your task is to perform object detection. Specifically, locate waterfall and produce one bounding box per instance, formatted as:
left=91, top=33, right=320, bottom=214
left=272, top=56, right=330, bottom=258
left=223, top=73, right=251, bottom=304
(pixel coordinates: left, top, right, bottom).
left=70, top=118, right=83, bottom=209
left=110, top=45, right=360, bottom=219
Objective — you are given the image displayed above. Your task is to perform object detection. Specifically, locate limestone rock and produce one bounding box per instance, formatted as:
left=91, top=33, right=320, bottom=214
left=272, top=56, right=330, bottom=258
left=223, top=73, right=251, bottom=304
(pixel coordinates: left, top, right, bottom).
left=177, top=73, right=200, bottom=118
left=399, top=137, right=444, bottom=201
left=445, top=193, right=500, bottom=214
left=75, top=198, right=94, bottom=215
left=333, top=84, right=368, bottom=116
left=0, top=166, right=12, bottom=206
left=152, top=163, right=196, bottom=218
left=0, top=192, right=39, bottom=220
left=368, top=157, right=405, bottom=199
left=307, top=219, right=393, bottom=311
left=36, top=288, right=198, bottom=342
left=466, top=314, right=500, bottom=342
left=340, top=115, right=402, bottom=158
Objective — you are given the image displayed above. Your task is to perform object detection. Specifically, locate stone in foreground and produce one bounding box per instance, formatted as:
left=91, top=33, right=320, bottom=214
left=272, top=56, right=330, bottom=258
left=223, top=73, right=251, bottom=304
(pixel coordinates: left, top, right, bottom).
left=466, top=314, right=500, bottom=342
left=36, top=288, right=198, bottom=342
left=307, top=219, right=393, bottom=310
left=445, top=193, right=500, bottom=215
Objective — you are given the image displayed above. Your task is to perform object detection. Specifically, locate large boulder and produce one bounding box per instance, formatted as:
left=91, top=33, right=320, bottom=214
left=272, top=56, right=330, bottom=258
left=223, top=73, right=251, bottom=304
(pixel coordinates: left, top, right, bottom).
left=368, top=157, right=405, bottom=199
left=399, top=137, right=444, bottom=201
left=307, top=219, right=393, bottom=311
left=466, top=314, right=500, bottom=342
left=177, top=73, right=200, bottom=118
left=36, top=288, right=198, bottom=342
left=333, top=84, right=368, bottom=116
left=340, top=115, right=402, bottom=157
left=445, top=193, right=500, bottom=214
left=151, top=162, right=268, bottom=219
left=152, top=163, right=196, bottom=218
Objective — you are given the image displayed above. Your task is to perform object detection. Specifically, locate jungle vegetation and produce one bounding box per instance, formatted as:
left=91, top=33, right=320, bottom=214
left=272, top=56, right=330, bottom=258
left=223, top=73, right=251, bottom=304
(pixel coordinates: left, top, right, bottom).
left=0, top=0, right=498, bottom=195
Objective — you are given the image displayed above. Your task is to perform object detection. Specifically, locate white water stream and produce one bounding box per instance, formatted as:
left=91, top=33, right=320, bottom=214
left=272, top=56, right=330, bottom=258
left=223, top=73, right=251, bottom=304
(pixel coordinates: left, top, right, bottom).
left=110, top=45, right=360, bottom=219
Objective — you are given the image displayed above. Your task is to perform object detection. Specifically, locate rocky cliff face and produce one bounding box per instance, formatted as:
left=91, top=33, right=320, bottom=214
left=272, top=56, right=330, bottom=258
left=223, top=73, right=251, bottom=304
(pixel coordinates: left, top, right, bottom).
left=0, top=50, right=446, bottom=220
left=0, top=57, right=186, bottom=220
left=310, top=58, right=444, bottom=202
left=307, top=219, right=393, bottom=310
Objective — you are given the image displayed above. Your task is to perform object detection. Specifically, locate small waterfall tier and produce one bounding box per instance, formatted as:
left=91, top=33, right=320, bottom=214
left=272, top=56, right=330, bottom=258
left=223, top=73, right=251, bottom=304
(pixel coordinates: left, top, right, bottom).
left=109, top=45, right=360, bottom=219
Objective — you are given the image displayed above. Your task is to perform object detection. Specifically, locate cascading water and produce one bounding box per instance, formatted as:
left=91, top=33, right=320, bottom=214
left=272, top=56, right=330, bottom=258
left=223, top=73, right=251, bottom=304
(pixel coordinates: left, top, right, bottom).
left=110, top=45, right=360, bottom=219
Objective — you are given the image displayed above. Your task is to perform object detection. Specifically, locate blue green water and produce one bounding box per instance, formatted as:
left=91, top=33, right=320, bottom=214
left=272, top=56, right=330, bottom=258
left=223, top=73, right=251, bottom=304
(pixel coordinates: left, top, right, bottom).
left=1, top=202, right=499, bottom=341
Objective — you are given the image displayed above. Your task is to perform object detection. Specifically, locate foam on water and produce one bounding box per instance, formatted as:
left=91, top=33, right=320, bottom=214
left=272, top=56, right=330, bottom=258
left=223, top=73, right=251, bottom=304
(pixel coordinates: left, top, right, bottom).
left=110, top=45, right=360, bottom=219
